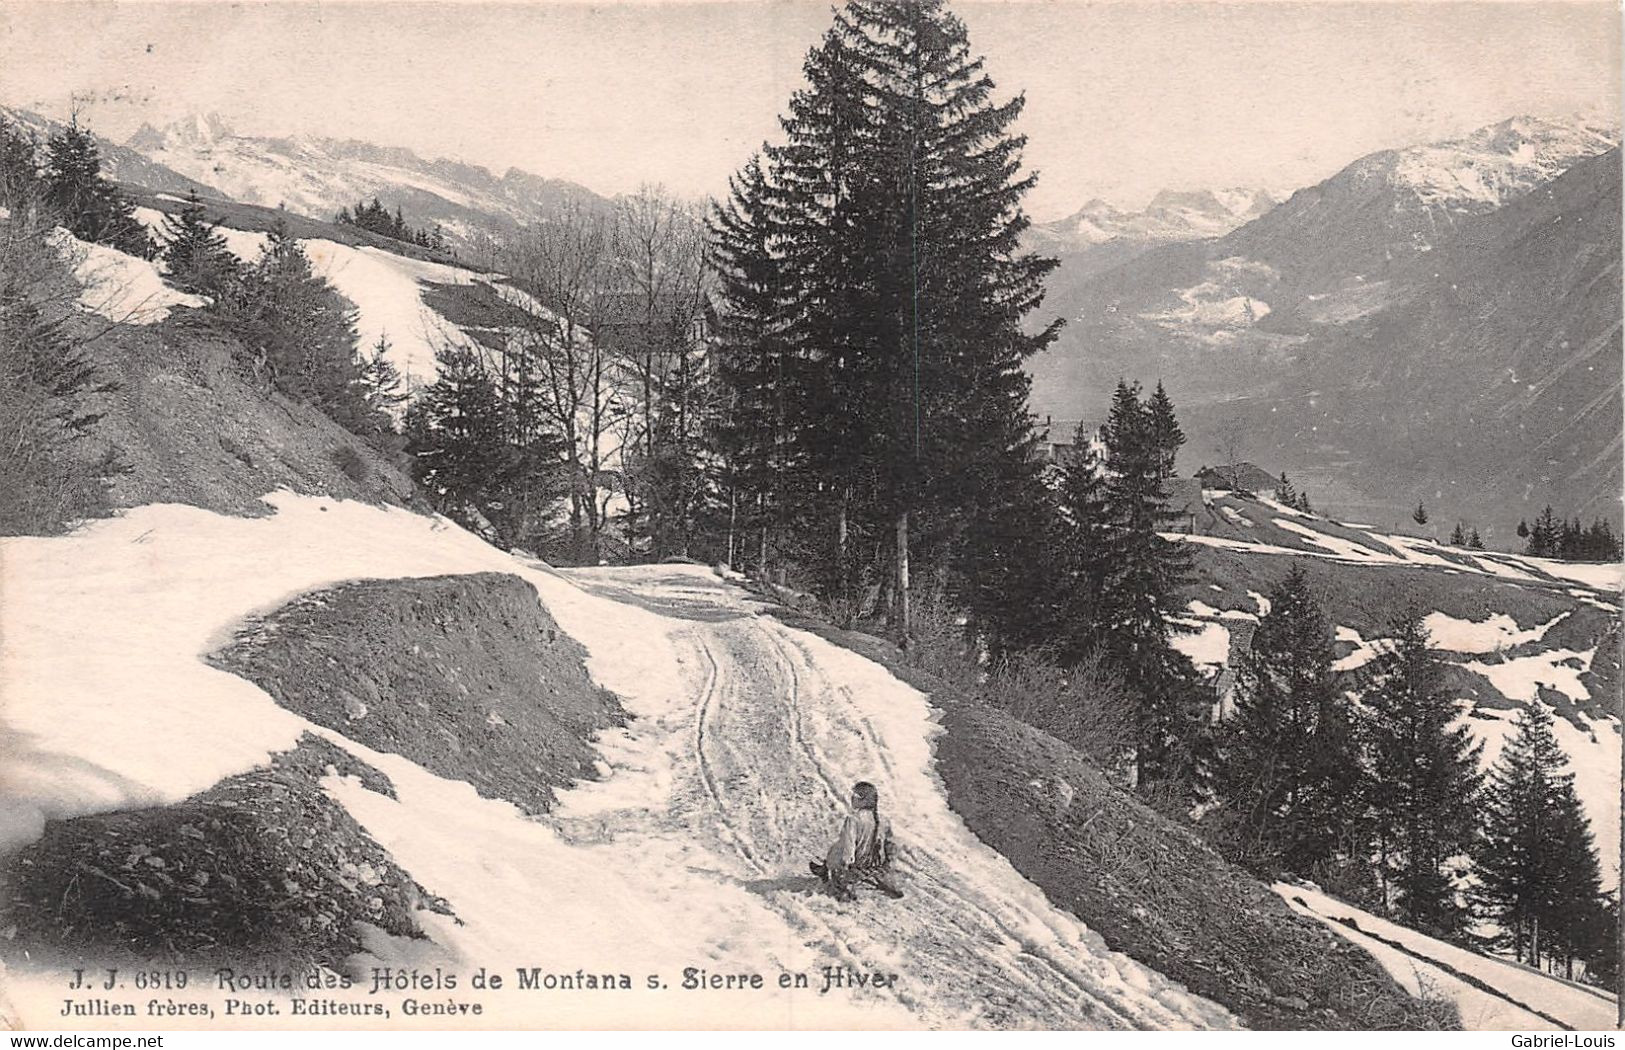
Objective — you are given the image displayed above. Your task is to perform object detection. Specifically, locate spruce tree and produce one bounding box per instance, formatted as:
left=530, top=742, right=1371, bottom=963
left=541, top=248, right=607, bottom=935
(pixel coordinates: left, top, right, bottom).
left=1536, top=752, right=1605, bottom=975
left=159, top=189, right=239, bottom=296
left=1216, top=563, right=1360, bottom=874
left=42, top=121, right=152, bottom=258
left=766, top=18, right=888, bottom=600
left=1276, top=472, right=1297, bottom=508
left=1449, top=522, right=1466, bottom=547
left=1528, top=506, right=1558, bottom=557
left=709, top=156, right=803, bottom=574
left=228, top=219, right=363, bottom=419
left=847, top=0, right=1062, bottom=645
left=1474, top=702, right=1608, bottom=975
left=1360, top=610, right=1483, bottom=939
left=1097, top=379, right=1202, bottom=786
left=1473, top=703, right=1567, bottom=963
left=721, top=0, right=1061, bottom=647
left=1052, top=423, right=1114, bottom=663
left=404, top=343, right=512, bottom=532
left=1145, top=381, right=1184, bottom=483
left=1412, top=501, right=1429, bottom=527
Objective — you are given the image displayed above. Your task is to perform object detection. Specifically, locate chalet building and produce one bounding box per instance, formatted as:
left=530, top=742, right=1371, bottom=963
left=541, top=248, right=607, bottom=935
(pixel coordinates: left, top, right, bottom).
left=590, top=290, right=709, bottom=354
left=1209, top=618, right=1258, bottom=722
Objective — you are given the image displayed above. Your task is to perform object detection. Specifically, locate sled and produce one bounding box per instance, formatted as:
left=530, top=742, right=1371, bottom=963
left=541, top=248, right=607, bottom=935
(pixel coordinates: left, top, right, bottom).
left=809, top=859, right=905, bottom=900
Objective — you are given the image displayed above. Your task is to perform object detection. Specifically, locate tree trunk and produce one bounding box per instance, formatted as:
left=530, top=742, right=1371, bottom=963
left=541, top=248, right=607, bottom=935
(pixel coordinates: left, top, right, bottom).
left=895, top=510, right=911, bottom=649
left=758, top=493, right=769, bottom=580
left=727, top=487, right=738, bottom=571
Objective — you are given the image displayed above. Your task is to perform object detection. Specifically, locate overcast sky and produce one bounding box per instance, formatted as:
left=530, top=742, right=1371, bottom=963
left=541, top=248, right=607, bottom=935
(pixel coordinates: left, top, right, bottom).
left=1, top=1, right=1617, bottom=219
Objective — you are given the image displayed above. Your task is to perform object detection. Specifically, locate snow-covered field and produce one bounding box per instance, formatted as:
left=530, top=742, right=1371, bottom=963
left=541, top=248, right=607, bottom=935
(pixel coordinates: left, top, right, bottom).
left=0, top=495, right=1235, bottom=1030
left=1277, top=883, right=1616, bottom=1031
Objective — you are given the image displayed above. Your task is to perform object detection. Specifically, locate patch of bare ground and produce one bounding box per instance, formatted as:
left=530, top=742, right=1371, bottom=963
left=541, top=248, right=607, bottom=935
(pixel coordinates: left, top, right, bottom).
left=208, top=572, right=626, bottom=815
left=82, top=308, right=423, bottom=518
left=3, top=734, right=450, bottom=970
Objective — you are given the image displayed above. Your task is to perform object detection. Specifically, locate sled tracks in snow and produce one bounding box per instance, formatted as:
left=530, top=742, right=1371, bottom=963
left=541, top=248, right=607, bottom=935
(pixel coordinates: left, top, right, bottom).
left=562, top=567, right=1234, bottom=1031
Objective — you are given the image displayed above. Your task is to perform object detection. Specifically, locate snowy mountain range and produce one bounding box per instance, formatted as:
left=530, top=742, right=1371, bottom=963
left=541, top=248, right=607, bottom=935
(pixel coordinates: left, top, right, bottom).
left=1034, top=187, right=1283, bottom=250
left=1028, top=115, right=1623, bottom=532
left=0, top=106, right=217, bottom=198
left=121, top=111, right=609, bottom=248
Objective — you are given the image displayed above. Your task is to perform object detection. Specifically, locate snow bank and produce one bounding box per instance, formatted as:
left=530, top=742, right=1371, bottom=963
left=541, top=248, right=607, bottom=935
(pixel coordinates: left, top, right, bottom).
left=1276, top=883, right=1615, bottom=1031
left=1382, top=534, right=1465, bottom=570
left=1256, top=495, right=1306, bottom=518
left=1332, top=625, right=1384, bottom=672
left=1171, top=533, right=1314, bottom=559
left=1459, top=647, right=1595, bottom=706
left=50, top=228, right=204, bottom=323
left=1422, top=611, right=1564, bottom=654
left=1470, top=556, right=1543, bottom=583
left=1171, top=620, right=1231, bottom=670
left=219, top=225, right=271, bottom=261
left=1510, top=557, right=1625, bottom=592
left=1274, top=518, right=1396, bottom=562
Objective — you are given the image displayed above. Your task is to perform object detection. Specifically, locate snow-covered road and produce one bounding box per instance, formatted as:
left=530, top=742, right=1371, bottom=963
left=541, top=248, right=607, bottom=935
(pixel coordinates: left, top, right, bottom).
left=0, top=498, right=1233, bottom=1030
left=558, top=567, right=1236, bottom=1029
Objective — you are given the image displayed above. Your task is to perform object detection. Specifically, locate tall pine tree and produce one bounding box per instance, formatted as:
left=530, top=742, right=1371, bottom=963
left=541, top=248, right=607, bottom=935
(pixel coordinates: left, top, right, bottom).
left=1214, top=563, right=1361, bottom=874
left=718, top=0, right=1060, bottom=643
left=1474, top=702, right=1607, bottom=975
left=1360, top=610, right=1483, bottom=939
left=1097, top=380, right=1202, bottom=786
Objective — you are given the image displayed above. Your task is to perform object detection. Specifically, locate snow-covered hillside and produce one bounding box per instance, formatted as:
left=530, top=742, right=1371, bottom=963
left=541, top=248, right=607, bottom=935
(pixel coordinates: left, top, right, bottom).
left=0, top=495, right=1236, bottom=1030
left=1169, top=491, right=1623, bottom=883
left=50, top=226, right=204, bottom=324
left=132, top=204, right=540, bottom=384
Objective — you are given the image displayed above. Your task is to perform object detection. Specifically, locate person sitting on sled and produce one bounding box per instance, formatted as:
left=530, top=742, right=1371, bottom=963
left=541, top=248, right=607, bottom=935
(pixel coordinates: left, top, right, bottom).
left=811, top=781, right=903, bottom=901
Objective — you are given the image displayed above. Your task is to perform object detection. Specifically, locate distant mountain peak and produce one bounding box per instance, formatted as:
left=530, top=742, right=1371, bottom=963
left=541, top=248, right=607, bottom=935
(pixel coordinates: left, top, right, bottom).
left=1038, top=184, right=1283, bottom=249
left=128, top=111, right=236, bottom=152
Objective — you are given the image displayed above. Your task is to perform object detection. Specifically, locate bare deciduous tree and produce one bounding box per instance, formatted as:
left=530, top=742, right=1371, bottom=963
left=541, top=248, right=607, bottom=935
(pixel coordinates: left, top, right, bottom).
left=497, top=200, right=631, bottom=562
